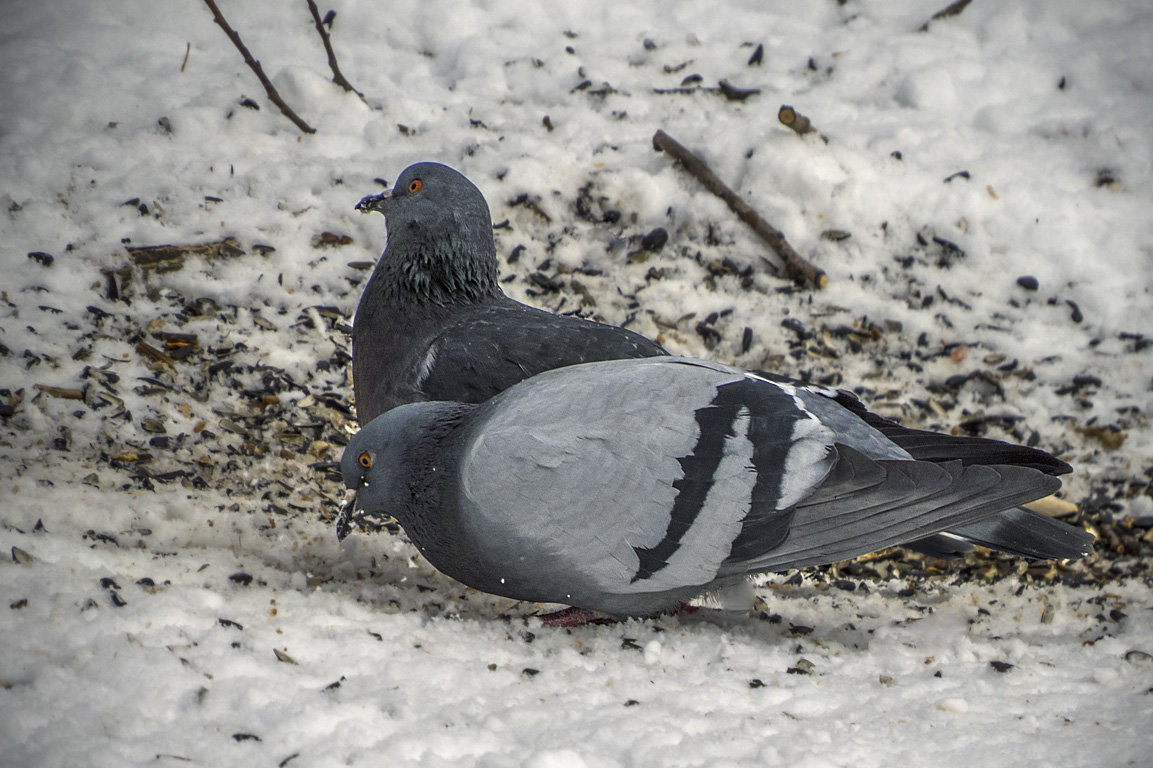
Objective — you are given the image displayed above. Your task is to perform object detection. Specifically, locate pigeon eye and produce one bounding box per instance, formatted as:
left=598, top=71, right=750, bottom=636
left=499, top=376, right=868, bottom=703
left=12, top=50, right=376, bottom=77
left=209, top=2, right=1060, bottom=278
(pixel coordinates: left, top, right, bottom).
left=408, top=179, right=422, bottom=194
left=358, top=452, right=372, bottom=468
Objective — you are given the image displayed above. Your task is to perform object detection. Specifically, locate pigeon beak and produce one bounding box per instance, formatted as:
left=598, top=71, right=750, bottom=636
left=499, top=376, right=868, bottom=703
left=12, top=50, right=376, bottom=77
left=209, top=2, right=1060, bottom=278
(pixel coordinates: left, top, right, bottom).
left=356, top=191, right=392, bottom=215
left=335, top=487, right=360, bottom=542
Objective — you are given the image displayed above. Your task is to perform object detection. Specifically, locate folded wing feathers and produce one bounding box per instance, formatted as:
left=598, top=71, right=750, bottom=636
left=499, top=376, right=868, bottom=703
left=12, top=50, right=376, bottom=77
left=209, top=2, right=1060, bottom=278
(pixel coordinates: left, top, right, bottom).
left=826, top=388, right=1072, bottom=475
left=726, top=444, right=1060, bottom=574
left=750, top=371, right=1072, bottom=475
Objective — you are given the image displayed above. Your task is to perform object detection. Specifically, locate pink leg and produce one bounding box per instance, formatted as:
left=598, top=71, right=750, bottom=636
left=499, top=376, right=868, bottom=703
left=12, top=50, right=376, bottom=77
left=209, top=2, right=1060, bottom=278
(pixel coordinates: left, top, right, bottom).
left=536, top=607, right=616, bottom=627
left=536, top=603, right=697, bottom=627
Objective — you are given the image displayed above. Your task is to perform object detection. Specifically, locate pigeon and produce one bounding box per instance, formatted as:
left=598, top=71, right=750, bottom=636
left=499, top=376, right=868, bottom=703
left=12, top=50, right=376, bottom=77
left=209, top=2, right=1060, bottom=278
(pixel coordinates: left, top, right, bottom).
left=338, top=356, right=1092, bottom=618
left=352, top=162, right=666, bottom=425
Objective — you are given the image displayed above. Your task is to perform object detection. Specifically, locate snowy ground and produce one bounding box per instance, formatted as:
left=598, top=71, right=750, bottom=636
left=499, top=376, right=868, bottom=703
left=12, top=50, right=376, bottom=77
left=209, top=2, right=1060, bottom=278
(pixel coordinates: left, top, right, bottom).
left=2, top=0, right=1152, bottom=765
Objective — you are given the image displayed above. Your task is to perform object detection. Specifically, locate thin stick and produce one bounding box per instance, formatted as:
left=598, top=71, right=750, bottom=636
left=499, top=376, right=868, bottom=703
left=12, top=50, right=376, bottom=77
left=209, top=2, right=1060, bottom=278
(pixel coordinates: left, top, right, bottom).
left=652, top=130, right=827, bottom=289
left=304, top=0, right=366, bottom=100
left=200, top=0, right=316, bottom=134
left=653, top=82, right=761, bottom=101
left=920, top=0, right=972, bottom=32
left=180, top=42, right=191, bottom=73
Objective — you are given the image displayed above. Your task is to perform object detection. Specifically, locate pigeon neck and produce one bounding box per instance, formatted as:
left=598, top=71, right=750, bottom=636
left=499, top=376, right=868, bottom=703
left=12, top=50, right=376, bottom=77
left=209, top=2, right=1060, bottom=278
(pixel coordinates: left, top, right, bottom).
left=395, top=402, right=477, bottom=538
left=370, top=224, right=501, bottom=308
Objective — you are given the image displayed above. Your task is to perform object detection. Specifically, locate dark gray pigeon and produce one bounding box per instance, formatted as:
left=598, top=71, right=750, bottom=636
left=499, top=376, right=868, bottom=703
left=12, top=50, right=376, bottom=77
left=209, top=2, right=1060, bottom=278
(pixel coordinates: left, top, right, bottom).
left=352, top=162, right=666, bottom=425
left=338, top=357, right=1091, bottom=618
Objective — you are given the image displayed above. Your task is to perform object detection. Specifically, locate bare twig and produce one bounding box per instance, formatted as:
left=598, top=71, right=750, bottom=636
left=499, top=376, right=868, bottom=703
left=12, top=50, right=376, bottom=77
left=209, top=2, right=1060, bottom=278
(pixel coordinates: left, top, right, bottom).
left=653, top=81, right=761, bottom=101
left=652, top=130, right=827, bottom=289
left=920, top=0, right=972, bottom=31
left=653, top=86, right=713, bottom=96
left=717, top=79, right=760, bottom=102
left=304, top=0, right=366, bottom=101
left=200, top=0, right=316, bottom=134
left=180, top=42, right=191, bottom=73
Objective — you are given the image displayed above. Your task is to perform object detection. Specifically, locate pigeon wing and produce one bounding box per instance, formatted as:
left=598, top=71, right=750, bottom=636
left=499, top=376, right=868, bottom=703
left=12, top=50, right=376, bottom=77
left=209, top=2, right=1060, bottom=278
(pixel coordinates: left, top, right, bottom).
left=456, top=358, right=836, bottom=608
left=749, top=370, right=1087, bottom=559
left=720, top=448, right=1061, bottom=575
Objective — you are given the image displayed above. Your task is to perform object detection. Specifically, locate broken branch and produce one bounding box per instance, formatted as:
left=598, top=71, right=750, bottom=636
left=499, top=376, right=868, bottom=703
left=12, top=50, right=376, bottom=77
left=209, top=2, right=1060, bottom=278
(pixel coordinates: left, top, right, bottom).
left=920, top=0, right=972, bottom=32
left=778, top=105, right=814, bottom=136
left=304, top=0, right=366, bottom=101
left=200, top=0, right=316, bottom=134
left=653, top=81, right=761, bottom=101
left=652, top=129, right=827, bottom=289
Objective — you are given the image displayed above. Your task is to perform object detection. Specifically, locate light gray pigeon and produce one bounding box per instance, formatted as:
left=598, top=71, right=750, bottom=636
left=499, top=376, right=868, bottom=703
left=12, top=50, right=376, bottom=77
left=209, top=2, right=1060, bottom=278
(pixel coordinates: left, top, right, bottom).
left=352, top=162, right=666, bottom=425
left=338, top=356, right=1091, bottom=618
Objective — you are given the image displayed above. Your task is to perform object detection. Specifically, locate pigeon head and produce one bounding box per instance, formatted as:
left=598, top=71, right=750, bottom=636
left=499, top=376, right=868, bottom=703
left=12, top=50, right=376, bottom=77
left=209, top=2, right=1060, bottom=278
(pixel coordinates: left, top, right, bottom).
left=356, top=162, right=500, bottom=306
left=336, top=400, right=470, bottom=541
left=336, top=405, right=414, bottom=541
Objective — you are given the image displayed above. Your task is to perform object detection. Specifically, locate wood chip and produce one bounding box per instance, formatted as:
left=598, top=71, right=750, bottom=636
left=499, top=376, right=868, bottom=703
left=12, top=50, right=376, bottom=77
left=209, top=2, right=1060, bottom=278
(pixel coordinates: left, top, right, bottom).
left=274, top=648, right=300, bottom=665
left=135, top=341, right=175, bottom=369
left=717, top=79, right=760, bottom=101
left=1023, top=495, right=1079, bottom=518
left=312, top=232, right=354, bottom=248
left=127, top=238, right=243, bottom=271
left=154, top=331, right=199, bottom=348
left=1075, top=425, right=1127, bottom=451
left=34, top=384, right=85, bottom=400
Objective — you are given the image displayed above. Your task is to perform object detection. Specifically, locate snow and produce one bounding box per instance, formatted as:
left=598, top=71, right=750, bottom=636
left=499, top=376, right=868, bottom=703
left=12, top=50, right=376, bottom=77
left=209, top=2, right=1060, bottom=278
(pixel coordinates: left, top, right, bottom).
left=2, top=0, right=1152, bottom=765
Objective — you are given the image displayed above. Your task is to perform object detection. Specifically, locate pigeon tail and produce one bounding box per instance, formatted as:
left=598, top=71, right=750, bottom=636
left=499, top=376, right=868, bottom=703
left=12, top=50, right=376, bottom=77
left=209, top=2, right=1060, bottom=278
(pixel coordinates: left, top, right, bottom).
left=907, top=506, right=1093, bottom=560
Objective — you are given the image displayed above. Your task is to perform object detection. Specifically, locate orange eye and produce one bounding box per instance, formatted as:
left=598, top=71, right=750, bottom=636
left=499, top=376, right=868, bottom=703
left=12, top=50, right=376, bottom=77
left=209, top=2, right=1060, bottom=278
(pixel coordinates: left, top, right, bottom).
left=358, top=452, right=372, bottom=468
left=408, top=179, right=422, bottom=194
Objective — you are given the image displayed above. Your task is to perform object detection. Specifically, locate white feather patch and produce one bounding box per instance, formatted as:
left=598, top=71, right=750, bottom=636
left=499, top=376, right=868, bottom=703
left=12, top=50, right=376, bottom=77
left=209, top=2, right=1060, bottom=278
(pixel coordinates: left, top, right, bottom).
left=778, top=401, right=836, bottom=510
left=413, top=343, right=439, bottom=387
left=634, top=405, right=757, bottom=589
left=748, top=372, right=838, bottom=402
